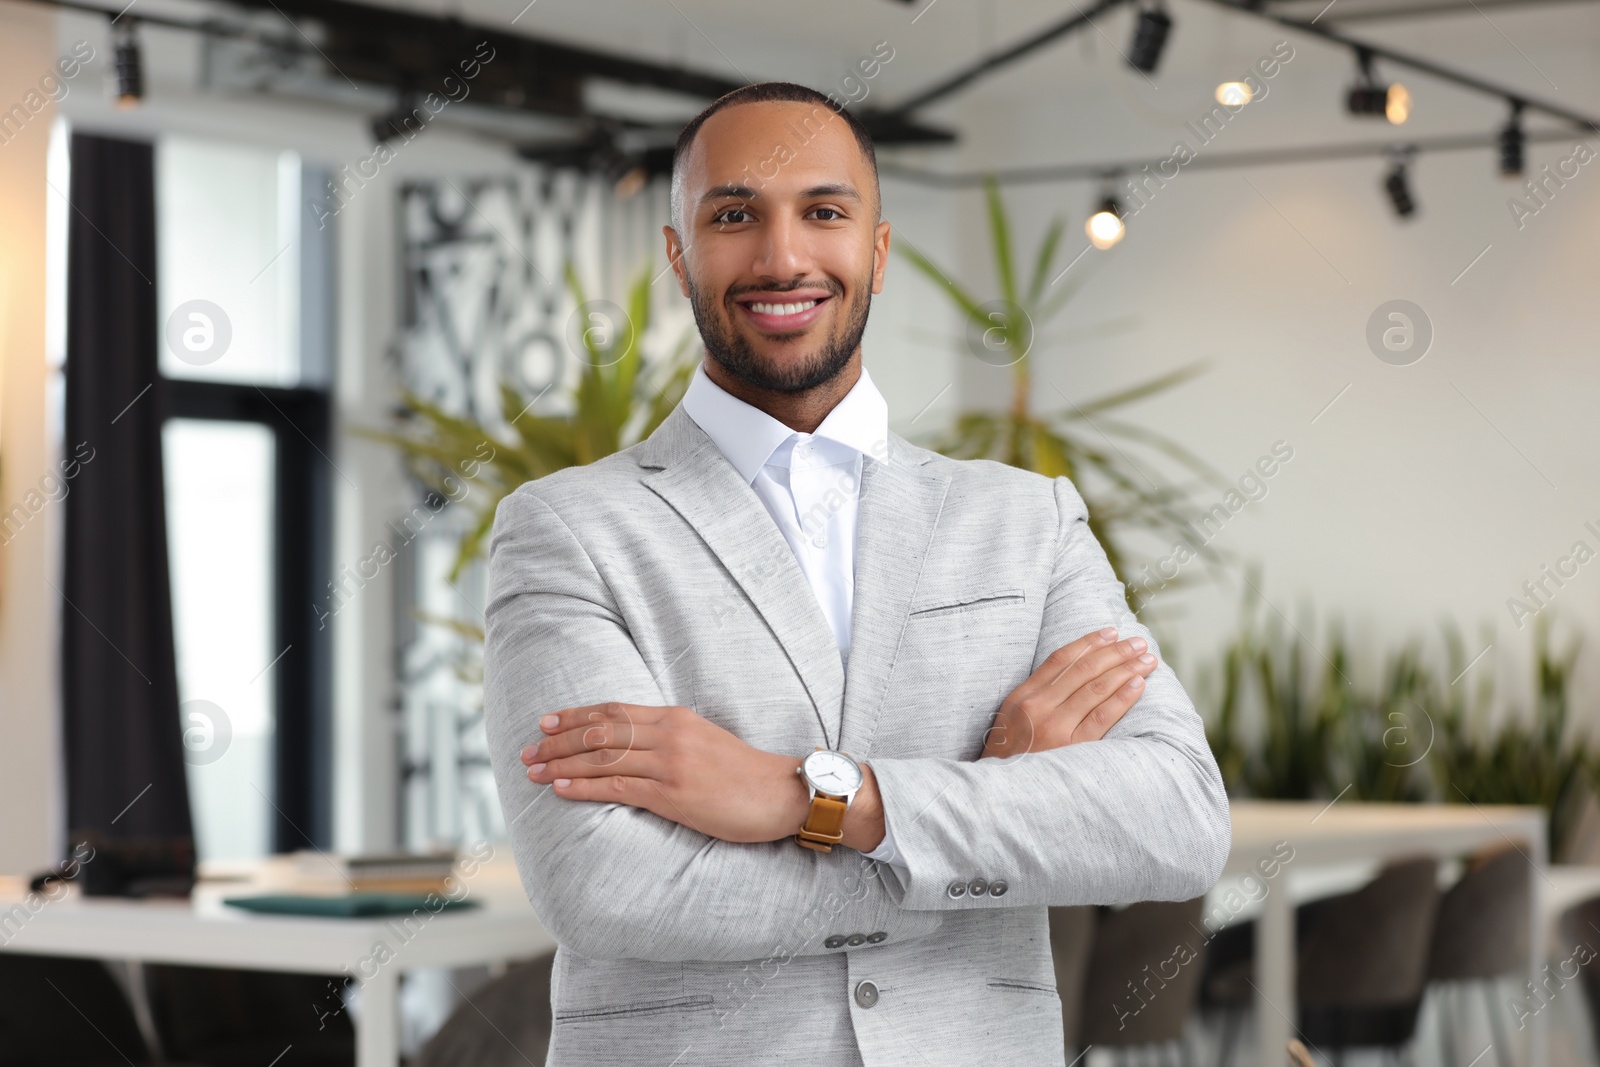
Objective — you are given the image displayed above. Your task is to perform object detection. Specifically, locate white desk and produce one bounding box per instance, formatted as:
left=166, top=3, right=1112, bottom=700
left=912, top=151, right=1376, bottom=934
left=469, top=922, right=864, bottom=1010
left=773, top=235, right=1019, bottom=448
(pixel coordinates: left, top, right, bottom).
left=0, top=856, right=555, bottom=1067
left=1225, top=800, right=1547, bottom=1067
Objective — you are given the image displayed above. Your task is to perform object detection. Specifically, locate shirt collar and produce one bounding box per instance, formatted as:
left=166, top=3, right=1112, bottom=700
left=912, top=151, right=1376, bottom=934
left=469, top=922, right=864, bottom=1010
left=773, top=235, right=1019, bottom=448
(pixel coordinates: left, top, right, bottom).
left=681, top=359, right=889, bottom=485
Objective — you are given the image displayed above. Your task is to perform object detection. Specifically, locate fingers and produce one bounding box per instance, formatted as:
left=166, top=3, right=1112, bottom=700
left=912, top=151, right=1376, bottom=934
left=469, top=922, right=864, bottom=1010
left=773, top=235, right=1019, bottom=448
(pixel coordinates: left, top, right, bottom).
left=529, top=744, right=658, bottom=783
left=524, top=718, right=643, bottom=764
left=543, top=772, right=649, bottom=805
left=520, top=702, right=668, bottom=765
left=1007, top=627, right=1120, bottom=705
left=1003, top=641, right=1159, bottom=753
left=1070, top=671, right=1152, bottom=744
left=1040, top=635, right=1153, bottom=696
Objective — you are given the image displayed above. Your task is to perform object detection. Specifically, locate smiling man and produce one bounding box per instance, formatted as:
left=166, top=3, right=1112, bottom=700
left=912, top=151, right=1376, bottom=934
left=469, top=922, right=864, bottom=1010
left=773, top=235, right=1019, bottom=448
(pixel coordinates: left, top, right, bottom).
left=483, top=82, right=1229, bottom=1066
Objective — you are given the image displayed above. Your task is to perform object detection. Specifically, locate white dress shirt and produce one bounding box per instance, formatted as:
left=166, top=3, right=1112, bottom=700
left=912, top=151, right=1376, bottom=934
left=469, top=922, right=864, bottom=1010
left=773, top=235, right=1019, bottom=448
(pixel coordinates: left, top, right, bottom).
left=680, top=360, right=908, bottom=876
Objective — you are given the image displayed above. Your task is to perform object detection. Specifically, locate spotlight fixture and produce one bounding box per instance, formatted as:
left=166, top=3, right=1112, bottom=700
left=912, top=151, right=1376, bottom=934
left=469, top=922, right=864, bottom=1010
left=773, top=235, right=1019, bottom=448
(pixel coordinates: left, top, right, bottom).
left=1346, top=48, right=1410, bottom=125
left=1127, top=3, right=1173, bottom=75
left=112, top=18, right=143, bottom=109
left=1216, top=81, right=1253, bottom=107
left=1086, top=195, right=1126, bottom=250
left=1383, top=151, right=1417, bottom=219
left=1498, top=100, right=1525, bottom=178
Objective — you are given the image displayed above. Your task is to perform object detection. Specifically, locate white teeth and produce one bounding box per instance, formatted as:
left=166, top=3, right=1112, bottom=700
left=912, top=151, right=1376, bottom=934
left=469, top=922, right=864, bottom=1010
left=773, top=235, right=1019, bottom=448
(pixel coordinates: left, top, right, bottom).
left=748, top=300, right=818, bottom=316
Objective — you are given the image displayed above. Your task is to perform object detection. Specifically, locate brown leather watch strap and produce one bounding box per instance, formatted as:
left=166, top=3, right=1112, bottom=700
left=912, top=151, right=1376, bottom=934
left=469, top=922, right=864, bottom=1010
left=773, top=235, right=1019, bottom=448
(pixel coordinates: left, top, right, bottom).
left=795, top=794, right=849, bottom=853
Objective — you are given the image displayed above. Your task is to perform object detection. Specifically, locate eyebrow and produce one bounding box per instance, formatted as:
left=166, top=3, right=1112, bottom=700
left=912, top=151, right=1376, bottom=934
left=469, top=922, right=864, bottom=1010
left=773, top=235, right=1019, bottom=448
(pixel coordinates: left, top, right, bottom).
left=699, top=182, right=864, bottom=205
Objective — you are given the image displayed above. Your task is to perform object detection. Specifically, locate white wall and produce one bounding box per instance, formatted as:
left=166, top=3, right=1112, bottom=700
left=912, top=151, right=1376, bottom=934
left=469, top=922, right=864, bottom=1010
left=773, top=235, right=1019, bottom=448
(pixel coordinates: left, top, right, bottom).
left=0, top=1, right=64, bottom=874
left=913, top=1, right=1600, bottom=702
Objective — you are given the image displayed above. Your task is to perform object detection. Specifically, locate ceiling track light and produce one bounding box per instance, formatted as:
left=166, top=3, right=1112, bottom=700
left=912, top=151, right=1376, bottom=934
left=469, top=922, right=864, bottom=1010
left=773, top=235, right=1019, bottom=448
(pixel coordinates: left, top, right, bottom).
left=1086, top=188, right=1127, bottom=250
left=1216, top=81, right=1253, bottom=107
left=1127, top=2, right=1173, bottom=75
left=1346, top=48, right=1410, bottom=125
left=1499, top=100, right=1526, bottom=178
left=112, top=18, right=144, bottom=109
left=1383, top=148, right=1417, bottom=219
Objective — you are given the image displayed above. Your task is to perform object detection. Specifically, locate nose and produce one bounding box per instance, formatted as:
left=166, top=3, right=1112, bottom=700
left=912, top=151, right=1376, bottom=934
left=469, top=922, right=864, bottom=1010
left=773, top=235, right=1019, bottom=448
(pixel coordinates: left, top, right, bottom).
left=749, top=210, right=814, bottom=281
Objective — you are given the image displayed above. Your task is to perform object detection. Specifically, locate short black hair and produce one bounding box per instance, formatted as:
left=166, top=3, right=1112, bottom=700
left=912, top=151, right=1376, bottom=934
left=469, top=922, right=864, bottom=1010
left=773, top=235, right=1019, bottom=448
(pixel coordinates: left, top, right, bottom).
left=669, top=81, right=880, bottom=230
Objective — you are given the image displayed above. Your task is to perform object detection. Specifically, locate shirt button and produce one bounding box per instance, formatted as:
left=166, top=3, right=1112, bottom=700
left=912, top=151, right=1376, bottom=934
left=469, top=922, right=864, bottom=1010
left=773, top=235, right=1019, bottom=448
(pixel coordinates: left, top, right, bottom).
left=845, top=933, right=867, bottom=947
left=854, top=980, right=879, bottom=1008
left=824, top=935, right=846, bottom=949
left=990, top=880, right=1009, bottom=897
left=866, top=931, right=888, bottom=944
left=969, top=878, right=988, bottom=897
left=946, top=880, right=967, bottom=899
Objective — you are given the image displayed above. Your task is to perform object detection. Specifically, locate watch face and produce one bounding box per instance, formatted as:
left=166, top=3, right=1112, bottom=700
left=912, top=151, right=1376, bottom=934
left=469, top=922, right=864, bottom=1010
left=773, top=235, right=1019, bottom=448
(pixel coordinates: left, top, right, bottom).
left=803, top=750, right=862, bottom=796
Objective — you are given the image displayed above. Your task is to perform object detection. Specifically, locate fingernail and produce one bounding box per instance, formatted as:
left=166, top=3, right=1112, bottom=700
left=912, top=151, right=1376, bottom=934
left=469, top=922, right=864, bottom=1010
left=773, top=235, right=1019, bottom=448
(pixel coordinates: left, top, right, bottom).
left=521, top=746, right=536, bottom=762
left=1129, top=637, right=1147, bottom=652
left=541, top=714, right=559, bottom=731
left=554, top=778, right=571, bottom=788
left=1139, top=653, right=1155, bottom=665
left=1099, top=627, right=1117, bottom=640
left=1127, top=676, right=1145, bottom=689
left=530, top=762, right=546, bottom=775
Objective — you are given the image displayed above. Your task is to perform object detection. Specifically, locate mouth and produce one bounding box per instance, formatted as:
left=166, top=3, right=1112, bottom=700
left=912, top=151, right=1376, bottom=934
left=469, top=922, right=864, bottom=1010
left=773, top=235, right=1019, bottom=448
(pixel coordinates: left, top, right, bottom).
left=733, top=290, right=833, bottom=334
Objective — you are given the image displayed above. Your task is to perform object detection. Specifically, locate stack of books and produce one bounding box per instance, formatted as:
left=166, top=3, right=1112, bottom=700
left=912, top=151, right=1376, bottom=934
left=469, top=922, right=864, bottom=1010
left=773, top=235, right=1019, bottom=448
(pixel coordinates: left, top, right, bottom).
left=292, top=850, right=458, bottom=894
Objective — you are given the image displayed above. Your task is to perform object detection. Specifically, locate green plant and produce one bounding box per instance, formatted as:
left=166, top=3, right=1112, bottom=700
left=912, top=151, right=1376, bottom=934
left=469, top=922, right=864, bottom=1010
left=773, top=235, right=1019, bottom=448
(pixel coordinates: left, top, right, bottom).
left=1427, top=617, right=1589, bottom=859
left=360, top=261, right=697, bottom=586
left=1203, top=579, right=1350, bottom=796
left=1200, top=578, right=1593, bottom=858
left=895, top=176, right=1225, bottom=590
left=1343, top=642, right=1432, bottom=804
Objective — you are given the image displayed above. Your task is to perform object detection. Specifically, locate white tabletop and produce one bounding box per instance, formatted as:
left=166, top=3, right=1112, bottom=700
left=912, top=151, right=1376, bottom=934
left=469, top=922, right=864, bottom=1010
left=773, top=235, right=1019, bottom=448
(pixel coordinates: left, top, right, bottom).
left=0, top=853, right=556, bottom=974
left=1227, top=797, right=1547, bottom=870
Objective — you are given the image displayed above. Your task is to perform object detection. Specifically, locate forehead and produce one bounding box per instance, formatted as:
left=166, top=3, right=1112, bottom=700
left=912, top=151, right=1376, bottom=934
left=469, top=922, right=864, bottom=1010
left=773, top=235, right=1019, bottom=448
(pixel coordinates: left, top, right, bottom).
left=682, top=100, right=870, bottom=202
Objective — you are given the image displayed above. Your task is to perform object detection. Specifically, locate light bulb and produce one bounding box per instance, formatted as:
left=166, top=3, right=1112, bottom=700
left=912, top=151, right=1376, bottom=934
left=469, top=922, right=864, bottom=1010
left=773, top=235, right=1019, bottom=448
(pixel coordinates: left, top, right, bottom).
left=1386, top=83, right=1411, bottom=124
left=1216, top=81, right=1252, bottom=107
left=1086, top=208, right=1125, bottom=250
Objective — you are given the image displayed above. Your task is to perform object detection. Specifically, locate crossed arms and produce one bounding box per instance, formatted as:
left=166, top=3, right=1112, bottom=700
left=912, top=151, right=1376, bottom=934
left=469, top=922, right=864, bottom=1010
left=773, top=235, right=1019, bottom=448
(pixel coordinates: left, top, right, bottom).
left=482, top=478, right=1230, bottom=963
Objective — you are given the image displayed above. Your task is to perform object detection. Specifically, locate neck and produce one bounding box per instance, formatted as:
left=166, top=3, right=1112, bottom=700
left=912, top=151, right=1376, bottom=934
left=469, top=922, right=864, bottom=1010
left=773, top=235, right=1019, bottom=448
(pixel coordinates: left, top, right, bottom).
left=703, top=353, right=861, bottom=435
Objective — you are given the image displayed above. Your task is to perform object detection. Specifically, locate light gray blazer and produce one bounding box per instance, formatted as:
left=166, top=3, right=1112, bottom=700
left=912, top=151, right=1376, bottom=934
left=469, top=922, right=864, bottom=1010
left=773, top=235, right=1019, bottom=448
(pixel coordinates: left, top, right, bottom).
left=484, top=401, right=1230, bottom=1066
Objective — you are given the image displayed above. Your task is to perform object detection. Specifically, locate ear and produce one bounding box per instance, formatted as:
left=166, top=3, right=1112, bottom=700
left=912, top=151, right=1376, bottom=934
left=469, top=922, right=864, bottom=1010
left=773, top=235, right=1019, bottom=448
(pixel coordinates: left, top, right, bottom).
left=663, top=225, right=691, bottom=299
left=870, top=220, right=891, bottom=295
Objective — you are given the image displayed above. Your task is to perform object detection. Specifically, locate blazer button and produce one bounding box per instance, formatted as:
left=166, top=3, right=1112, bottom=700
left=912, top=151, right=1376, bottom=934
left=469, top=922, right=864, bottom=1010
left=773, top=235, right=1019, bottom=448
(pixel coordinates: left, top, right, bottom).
left=845, top=933, right=867, bottom=947
left=946, top=880, right=967, bottom=899
left=990, top=880, right=1009, bottom=897
left=866, top=931, right=888, bottom=944
left=969, top=878, right=988, bottom=897
left=855, top=980, right=879, bottom=1008
left=824, top=935, right=846, bottom=949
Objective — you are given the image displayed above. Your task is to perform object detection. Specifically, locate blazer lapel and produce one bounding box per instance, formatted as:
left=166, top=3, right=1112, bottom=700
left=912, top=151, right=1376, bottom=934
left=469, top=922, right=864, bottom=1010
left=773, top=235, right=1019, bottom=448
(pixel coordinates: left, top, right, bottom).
left=839, top=436, right=952, bottom=757
left=637, top=406, right=847, bottom=748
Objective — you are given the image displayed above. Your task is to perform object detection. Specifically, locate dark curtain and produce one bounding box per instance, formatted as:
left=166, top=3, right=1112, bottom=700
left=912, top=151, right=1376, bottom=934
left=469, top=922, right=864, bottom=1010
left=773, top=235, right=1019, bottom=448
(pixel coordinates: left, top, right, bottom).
left=62, top=132, right=193, bottom=850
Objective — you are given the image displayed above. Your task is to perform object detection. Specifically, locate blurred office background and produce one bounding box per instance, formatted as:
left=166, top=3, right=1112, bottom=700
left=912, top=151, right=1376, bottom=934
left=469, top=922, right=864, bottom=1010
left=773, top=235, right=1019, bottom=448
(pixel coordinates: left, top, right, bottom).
left=1, top=0, right=1599, bottom=1064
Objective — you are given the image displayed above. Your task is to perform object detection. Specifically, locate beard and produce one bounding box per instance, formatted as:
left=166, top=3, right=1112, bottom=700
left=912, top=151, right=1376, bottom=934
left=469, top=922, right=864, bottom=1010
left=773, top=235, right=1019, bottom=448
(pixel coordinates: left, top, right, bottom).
left=686, top=273, right=872, bottom=395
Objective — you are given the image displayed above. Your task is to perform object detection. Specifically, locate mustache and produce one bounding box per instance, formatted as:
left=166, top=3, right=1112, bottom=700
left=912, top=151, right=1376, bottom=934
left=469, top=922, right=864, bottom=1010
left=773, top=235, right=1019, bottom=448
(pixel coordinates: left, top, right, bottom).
left=724, top=278, right=844, bottom=300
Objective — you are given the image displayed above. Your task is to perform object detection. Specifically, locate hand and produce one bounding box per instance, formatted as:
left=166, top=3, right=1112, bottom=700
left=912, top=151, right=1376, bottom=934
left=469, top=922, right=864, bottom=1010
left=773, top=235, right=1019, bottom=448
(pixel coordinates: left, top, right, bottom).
left=521, top=703, right=819, bottom=845
left=980, top=627, right=1158, bottom=758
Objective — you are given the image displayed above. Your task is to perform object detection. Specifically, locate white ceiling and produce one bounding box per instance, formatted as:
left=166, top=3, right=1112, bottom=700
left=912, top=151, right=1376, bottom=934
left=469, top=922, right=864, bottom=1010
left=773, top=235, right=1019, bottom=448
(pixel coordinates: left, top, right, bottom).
left=363, top=0, right=1600, bottom=113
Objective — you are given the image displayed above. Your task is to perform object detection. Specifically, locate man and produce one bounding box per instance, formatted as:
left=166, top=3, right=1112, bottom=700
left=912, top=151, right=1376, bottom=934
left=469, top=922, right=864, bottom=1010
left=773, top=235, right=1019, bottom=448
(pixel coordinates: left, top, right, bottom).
left=484, top=82, right=1229, bottom=1066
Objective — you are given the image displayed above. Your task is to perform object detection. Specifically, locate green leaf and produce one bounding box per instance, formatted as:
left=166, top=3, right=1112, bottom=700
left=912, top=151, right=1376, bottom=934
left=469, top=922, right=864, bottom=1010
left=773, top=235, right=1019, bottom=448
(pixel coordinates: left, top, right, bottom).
left=1025, top=217, right=1067, bottom=306
left=984, top=176, right=1018, bottom=306
left=894, top=240, right=988, bottom=327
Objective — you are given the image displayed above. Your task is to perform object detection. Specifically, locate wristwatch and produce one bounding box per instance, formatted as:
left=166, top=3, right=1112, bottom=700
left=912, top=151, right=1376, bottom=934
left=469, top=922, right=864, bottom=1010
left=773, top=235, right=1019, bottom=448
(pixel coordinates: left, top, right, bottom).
left=795, top=748, right=864, bottom=853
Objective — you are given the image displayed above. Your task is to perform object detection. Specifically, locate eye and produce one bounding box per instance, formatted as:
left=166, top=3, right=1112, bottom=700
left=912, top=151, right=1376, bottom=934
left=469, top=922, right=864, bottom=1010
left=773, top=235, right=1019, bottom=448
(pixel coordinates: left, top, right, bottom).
left=808, top=206, right=844, bottom=221
left=711, top=206, right=752, bottom=225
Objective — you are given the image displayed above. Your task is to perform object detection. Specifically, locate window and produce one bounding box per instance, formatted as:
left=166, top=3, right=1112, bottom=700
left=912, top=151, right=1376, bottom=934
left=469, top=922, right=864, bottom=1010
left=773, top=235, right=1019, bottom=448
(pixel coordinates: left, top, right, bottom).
left=157, top=136, right=334, bottom=861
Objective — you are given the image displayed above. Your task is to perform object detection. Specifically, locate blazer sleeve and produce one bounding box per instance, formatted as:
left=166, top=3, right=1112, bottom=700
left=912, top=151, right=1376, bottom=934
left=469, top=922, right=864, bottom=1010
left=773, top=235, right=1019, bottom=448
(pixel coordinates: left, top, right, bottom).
left=483, top=485, right=946, bottom=962
left=866, top=475, right=1231, bottom=911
